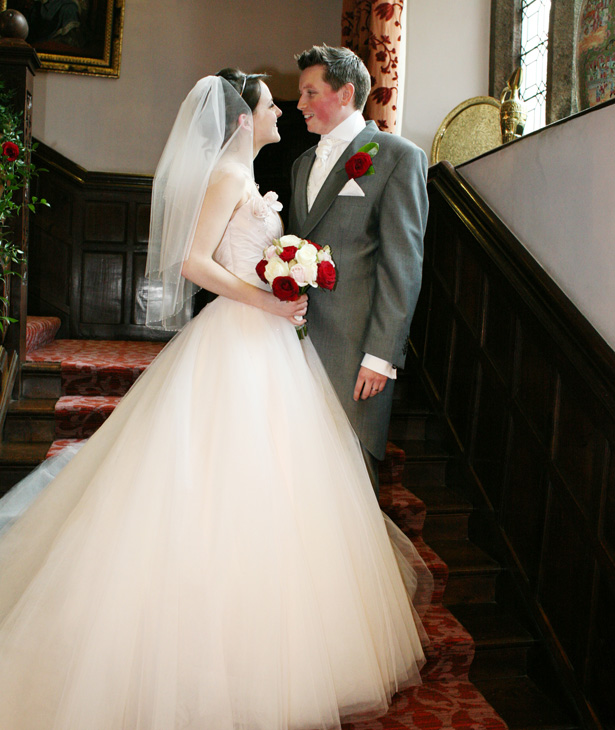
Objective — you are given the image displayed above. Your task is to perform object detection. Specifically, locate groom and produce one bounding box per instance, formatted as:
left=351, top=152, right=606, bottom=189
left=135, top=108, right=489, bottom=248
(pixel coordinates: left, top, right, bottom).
left=289, top=45, right=428, bottom=493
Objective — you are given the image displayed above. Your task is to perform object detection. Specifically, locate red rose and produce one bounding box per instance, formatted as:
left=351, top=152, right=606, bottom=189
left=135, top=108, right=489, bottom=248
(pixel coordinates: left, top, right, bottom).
left=255, top=258, right=268, bottom=283
left=272, top=276, right=300, bottom=301
left=279, top=246, right=297, bottom=262
left=345, top=151, right=372, bottom=180
left=2, top=141, right=19, bottom=162
left=316, top=261, right=336, bottom=290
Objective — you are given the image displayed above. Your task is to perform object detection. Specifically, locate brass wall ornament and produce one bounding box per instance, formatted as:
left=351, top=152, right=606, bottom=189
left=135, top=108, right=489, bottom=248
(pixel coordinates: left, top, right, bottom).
left=500, top=67, right=527, bottom=143
left=0, top=0, right=125, bottom=78
left=431, top=96, right=502, bottom=166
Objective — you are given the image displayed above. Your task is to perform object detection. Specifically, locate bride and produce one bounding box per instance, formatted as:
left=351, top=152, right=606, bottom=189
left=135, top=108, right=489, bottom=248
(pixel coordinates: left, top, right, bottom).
left=0, top=70, right=432, bottom=730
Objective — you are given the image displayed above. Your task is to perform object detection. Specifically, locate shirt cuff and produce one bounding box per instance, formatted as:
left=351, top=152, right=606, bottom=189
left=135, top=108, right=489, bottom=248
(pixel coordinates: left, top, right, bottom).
left=361, top=353, right=397, bottom=380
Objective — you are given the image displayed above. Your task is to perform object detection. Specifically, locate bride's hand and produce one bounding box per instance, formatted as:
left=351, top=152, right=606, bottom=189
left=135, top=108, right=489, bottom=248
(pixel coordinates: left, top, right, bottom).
left=263, top=293, right=308, bottom=324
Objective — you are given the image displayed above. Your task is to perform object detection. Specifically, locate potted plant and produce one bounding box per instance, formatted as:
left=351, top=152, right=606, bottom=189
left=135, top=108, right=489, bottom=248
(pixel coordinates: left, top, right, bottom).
left=0, top=79, right=48, bottom=337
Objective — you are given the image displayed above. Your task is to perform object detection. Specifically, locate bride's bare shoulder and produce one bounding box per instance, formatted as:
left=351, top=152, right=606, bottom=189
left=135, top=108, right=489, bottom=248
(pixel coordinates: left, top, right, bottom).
left=211, top=161, right=252, bottom=187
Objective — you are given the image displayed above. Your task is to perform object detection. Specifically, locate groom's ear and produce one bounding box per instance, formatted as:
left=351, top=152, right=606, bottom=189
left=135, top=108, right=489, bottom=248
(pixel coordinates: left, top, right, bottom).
left=339, top=83, right=355, bottom=107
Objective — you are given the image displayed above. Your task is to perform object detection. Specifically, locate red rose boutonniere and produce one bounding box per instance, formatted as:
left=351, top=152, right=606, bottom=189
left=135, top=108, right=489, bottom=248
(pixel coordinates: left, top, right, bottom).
left=345, top=142, right=379, bottom=180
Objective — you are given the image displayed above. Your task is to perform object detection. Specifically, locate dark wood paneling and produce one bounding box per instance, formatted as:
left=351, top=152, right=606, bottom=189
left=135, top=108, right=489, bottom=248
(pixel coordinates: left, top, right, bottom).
left=472, top=373, right=509, bottom=511
left=483, top=275, right=516, bottom=387
left=413, top=161, right=615, bottom=729
left=503, top=417, right=548, bottom=588
left=539, top=488, right=594, bottom=672
left=587, top=576, right=615, bottom=722
left=84, top=202, right=127, bottom=243
left=80, top=253, right=124, bottom=324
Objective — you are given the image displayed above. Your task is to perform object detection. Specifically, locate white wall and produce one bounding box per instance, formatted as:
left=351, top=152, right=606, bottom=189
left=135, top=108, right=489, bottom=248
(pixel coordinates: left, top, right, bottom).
left=32, top=0, right=342, bottom=175
left=402, top=0, right=491, bottom=157
left=459, top=103, right=615, bottom=350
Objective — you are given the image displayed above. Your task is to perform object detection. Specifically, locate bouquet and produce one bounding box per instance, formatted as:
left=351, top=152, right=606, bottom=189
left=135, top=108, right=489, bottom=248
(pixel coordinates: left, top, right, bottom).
left=256, top=234, right=336, bottom=339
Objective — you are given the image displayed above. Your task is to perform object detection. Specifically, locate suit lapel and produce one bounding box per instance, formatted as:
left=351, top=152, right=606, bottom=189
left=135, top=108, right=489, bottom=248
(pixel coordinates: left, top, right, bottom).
left=294, top=152, right=314, bottom=227
left=300, top=122, right=379, bottom=238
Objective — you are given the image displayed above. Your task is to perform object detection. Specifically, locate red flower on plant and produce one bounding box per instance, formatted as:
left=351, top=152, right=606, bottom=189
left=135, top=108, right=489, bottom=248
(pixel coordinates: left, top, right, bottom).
left=316, top=261, right=336, bottom=290
left=345, top=152, right=372, bottom=180
left=279, top=246, right=297, bottom=263
left=2, top=141, right=19, bottom=162
left=255, top=258, right=268, bottom=283
left=272, top=276, right=299, bottom=301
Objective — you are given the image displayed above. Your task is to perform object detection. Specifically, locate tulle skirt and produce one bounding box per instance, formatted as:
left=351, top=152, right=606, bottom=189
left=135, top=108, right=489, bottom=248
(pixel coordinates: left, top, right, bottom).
left=0, top=296, right=432, bottom=730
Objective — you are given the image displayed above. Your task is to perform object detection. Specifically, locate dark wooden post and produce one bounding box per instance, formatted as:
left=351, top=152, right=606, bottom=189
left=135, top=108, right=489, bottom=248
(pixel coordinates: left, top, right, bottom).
left=0, top=15, right=40, bottom=380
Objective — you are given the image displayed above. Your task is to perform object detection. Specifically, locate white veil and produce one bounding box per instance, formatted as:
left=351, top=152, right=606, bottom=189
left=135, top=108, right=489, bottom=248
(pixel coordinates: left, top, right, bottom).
left=145, top=76, right=254, bottom=330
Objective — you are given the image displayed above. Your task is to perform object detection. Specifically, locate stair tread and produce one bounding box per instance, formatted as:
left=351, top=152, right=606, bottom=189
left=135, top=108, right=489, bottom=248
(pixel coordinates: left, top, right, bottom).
left=449, top=602, right=535, bottom=647
left=428, top=539, right=501, bottom=574
left=474, top=675, right=579, bottom=730
left=409, top=482, right=472, bottom=514
left=0, top=441, right=52, bottom=465
left=8, top=398, right=57, bottom=415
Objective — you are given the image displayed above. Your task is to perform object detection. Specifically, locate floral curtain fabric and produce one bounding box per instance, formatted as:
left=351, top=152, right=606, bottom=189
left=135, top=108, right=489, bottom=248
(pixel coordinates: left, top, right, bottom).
left=341, top=0, right=404, bottom=132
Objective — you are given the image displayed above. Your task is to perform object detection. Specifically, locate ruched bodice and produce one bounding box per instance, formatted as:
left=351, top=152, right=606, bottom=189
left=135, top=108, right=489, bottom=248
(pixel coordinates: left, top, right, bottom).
left=213, top=191, right=282, bottom=290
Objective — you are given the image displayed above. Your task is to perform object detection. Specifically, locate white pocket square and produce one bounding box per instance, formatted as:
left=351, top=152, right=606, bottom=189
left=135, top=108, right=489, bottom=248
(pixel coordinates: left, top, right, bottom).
left=338, top=178, right=365, bottom=197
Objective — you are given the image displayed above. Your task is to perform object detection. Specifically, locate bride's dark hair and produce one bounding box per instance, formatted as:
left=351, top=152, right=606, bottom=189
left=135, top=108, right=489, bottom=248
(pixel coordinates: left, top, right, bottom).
left=216, top=67, right=269, bottom=112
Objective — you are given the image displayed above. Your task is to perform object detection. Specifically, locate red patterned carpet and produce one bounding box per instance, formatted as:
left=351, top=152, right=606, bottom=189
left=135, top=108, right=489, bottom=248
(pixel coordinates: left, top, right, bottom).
left=28, top=332, right=507, bottom=730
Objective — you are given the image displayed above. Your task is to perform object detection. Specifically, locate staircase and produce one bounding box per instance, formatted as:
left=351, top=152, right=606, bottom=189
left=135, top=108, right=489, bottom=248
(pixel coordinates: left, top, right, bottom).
left=0, top=318, right=582, bottom=730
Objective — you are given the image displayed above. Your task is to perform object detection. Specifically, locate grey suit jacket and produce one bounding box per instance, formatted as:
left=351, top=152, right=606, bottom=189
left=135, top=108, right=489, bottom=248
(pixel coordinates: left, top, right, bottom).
left=288, top=121, right=428, bottom=459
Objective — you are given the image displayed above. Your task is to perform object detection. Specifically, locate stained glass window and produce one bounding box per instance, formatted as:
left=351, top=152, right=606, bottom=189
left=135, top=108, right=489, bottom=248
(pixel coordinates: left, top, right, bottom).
left=519, top=0, right=552, bottom=133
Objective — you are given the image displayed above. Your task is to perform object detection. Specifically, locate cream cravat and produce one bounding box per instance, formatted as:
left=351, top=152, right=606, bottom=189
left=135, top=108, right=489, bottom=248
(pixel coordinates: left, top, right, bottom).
left=307, top=138, right=342, bottom=211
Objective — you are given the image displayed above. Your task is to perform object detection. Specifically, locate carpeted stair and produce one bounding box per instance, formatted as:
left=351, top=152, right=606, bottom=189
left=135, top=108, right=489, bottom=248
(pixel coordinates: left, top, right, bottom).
left=0, top=322, right=512, bottom=730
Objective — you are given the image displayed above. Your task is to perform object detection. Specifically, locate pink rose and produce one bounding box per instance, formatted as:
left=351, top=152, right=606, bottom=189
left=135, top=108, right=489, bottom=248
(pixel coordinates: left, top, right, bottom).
left=264, top=244, right=277, bottom=260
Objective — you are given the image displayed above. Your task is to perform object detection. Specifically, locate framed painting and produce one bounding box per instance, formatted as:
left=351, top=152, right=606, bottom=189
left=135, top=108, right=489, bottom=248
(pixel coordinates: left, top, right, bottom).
left=0, top=0, right=125, bottom=78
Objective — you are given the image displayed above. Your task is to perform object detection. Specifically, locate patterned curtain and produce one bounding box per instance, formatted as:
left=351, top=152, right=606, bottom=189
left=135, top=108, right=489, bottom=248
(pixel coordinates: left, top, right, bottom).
left=341, top=0, right=404, bottom=132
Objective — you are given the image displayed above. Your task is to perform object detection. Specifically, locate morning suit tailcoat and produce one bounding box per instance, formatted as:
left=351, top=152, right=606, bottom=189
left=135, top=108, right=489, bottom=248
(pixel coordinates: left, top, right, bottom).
left=289, top=121, right=428, bottom=460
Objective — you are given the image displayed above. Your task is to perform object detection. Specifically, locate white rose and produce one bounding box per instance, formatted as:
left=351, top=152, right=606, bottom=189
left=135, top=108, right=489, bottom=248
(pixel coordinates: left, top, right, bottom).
left=264, top=257, right=290, bottom=284
left=303, top=262, right=318, bottom=286
left=264, top=244, right=277, bottom=260
left=278, top=234, right=303, bottom=248
left=317, top=249, right=333, bottom=264
left=296, top=243, right=318, bottom=266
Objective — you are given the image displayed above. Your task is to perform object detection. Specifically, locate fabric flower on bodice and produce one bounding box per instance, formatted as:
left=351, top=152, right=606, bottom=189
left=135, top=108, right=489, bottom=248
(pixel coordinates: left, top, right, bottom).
left=252, top=191, right=283, bottom=219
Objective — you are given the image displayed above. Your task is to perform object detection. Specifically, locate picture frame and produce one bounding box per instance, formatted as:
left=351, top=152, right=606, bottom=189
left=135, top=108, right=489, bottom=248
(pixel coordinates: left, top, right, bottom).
left=0, top=0, right=125, bottom=78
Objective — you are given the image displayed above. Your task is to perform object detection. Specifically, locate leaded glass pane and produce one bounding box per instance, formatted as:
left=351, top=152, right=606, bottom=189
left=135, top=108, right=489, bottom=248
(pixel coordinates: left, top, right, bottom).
left=520, top=0, right=551, bottom=133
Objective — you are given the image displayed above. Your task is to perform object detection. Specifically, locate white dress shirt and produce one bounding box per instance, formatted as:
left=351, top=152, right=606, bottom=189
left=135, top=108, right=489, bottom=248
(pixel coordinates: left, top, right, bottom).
left=308, top=111, right=396, bottom=380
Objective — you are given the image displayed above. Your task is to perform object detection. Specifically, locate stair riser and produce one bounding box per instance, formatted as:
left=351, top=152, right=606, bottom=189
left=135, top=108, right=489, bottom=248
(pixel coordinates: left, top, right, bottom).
left=55, top=413, right=114, bottom=440
left=443, top=573, right=498, bottom=605
left=4, top=417, right=56, bottom=443
left=21, top=373, right=62, bottom=400
left=388, top=415, right=427, bottom=441
left=423, top=513, right=470, bottom=542
left=404, top=460, right=447, bottom=486
left=0, top=466, right=36, bottom=495
left=470, top=646, right=530, bottom=681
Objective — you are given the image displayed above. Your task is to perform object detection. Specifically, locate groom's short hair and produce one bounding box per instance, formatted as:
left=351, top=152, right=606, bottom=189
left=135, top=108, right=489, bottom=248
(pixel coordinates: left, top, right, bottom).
left=296, top=45, right=371, bottom=111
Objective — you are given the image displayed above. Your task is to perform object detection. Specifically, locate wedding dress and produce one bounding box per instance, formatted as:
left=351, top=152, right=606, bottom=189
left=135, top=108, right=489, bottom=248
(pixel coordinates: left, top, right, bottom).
left=0, top=189, right=432, bottom=730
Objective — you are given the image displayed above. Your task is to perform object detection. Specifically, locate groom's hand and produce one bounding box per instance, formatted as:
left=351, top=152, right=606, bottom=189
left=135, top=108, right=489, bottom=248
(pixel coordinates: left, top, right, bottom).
left=353, top=367, right=388, bottom=401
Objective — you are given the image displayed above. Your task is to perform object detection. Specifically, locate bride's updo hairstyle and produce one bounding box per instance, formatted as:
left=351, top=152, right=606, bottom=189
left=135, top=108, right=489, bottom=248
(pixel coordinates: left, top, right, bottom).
left=216, top=67, right=269, bottom=112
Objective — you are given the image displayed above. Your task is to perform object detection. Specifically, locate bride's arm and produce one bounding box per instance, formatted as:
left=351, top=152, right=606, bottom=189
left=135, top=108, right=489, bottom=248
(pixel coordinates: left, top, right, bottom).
left=181, top=169, right=307, bottom=324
